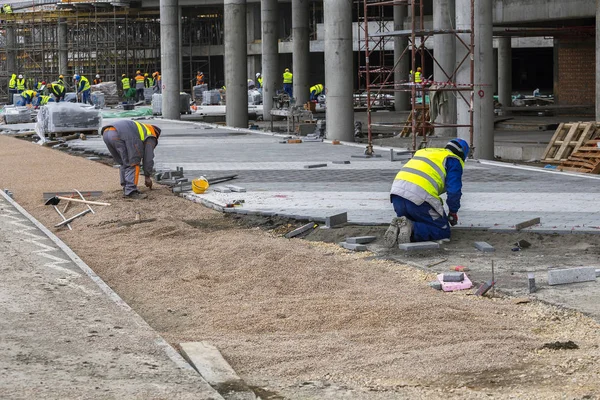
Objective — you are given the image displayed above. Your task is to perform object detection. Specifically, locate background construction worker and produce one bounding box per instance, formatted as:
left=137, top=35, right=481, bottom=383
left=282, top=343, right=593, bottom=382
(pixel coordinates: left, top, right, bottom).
left=39, top=95, right=54, bottom=106
left=152, top=71, right=161, bottom=93
left=195, top=71, right=204, bottom=86
left=57, top=74, right=65, bottom=87
left=384, top=138, right=470, bottom=246
left=309, top=84, right=324, bottom=102
left=101, top=120, right=161, bottom=199
left=20, top=89, right=37, bottom=106
left=2, top=4, right=13, bottom=13
left=134, top=70, right=145, bottom=102
left=74, top=74, right=92, bottom=105
left=93, top=74, right=102, bottom=85
left=121, top=73, right=132, bottom=101
left=35, top=80, right=46, bottom=92
left=282, top=68, right=293, bottom=98
left=8, top=73, right=17, bottom=104
left=16, top=74, right=25, bottom=94
left=144, top=73, right=153, bottom=88
left=47, top=82, right=66, bottom=102
left=256, top=72, right=263, bottom=89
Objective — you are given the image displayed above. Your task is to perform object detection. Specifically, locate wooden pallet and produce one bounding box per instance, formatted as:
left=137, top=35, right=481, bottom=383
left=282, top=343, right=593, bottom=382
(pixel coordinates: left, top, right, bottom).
left=541, top=122, right=595, bottom=164
left=400, top=107, right=433, bottom=137
left=558, top=139, right=600, bottom=174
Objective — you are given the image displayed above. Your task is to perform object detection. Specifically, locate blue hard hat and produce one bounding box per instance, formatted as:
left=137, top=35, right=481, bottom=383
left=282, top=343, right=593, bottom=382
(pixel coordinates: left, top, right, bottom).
left=74, top=74, right=80, bottom=80
left=446, top=138, right=470, bottom=161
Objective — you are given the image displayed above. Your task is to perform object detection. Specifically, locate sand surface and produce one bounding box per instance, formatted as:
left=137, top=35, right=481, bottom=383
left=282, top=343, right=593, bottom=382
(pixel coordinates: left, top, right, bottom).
left=1, top=135, right=600, bottom=399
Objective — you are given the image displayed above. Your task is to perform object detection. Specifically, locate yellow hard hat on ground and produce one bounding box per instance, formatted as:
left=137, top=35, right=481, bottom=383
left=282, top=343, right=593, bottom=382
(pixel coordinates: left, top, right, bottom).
left=192, top=177, right=209, bottom=194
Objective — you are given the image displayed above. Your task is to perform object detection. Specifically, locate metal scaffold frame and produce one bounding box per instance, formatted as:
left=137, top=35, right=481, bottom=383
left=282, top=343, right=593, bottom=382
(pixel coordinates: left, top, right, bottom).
left=361, top=0, right=475, bottom=156
left=0, top=4, right=161, bottom=100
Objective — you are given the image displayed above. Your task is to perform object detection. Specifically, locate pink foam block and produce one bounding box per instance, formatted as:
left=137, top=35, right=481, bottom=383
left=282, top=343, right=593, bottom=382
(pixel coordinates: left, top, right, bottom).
left=437, top=273, right=473, bottom=292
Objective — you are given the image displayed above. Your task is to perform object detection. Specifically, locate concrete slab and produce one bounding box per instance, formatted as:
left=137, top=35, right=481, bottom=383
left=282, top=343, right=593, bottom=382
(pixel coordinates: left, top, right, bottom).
left=547, top=267, right=597, bottom=286
left=0, top=192, right=222, bottom=399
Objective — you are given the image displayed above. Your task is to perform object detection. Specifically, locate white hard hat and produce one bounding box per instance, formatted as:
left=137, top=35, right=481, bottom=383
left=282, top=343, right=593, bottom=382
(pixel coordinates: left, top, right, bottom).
left=18, top=74, right=23, bottom=79
left=256, top=72, right=261, bottom=78
left=96, top=74, right=100, bottom=79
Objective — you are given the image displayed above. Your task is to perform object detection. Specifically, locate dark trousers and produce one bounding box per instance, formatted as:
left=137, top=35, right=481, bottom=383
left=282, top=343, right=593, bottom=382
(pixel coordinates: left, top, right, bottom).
left=391, top=194, right=451, bottom=242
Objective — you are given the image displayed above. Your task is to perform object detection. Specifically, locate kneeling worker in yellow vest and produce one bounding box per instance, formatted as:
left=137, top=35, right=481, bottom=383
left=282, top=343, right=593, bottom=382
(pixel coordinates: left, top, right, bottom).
left=101, top=120, right=162, bottom=199
left=384, top=138, right=469, bottom=246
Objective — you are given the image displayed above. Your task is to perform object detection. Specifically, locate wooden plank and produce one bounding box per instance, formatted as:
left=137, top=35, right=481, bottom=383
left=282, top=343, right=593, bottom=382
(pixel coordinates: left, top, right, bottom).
left=180, top=342, right=256, bottom=400
left=553, top=123, right=580, bottom=161
left=541, top=123, right=565, bottom=161
left=572, top=122, right=595, bottom=155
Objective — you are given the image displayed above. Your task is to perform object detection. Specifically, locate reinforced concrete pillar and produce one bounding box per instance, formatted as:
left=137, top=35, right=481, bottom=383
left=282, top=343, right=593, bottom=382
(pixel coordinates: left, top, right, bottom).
left=498, top=37, right=512, bottom=114
left=292, top=0, right=310, bottom=104
left=160, top=0, right=181, bottom=120
left=394, top=3, right=410, bottom=111
left=261, top=0, right=279, bottom=121
left=58, top=20, right=68, bottom=76
left=473, top=0, right=494, bottom=159
left=596, top=0, right=600, bottom=120
left=246, top=3, right=261, bottom=79
left=324, top=0, right=353, bottom=142
left=6, top=26, right=17, bottom=75
left=433, top=0, right=456, bottom=137
left=224, top=0, right=248, bottom=128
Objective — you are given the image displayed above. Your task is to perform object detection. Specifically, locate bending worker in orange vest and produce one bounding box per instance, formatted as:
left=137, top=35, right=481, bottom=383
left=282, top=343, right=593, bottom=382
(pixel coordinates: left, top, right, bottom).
left=101, top=120, right=162, bottom=199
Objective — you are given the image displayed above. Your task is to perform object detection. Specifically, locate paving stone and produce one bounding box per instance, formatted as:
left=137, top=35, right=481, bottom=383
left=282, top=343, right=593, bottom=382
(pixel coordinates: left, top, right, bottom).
left=474, top=280, right=495, bottom=296
left=474, top=241, right=495, bottom=252
left=339, top=242, right=367, bottom=252
left=597, top=269, right=600, bottom=278
left=346, top=236, right=377, bottom=244
left=515, top=217, right=541, bottom=230
left=326, top=212, right=347, bottom=228
left=213, top=187, right=232, bottom=193
left=547, top=267, right=597, bottom=286
left=442, top=272, right=464, bottom=282
left=398, top=241, right=440, bottom=251
left=225, top=185, right=246, bottom=192
left=304, top=164, right=328, bottom=169
left=332, top=161, right=351, bottom=164
left=429, top=281, right=442, bottom=290
left=285, top=222, right=318, bottom=239
left=351, top=154, right=382, bottom=158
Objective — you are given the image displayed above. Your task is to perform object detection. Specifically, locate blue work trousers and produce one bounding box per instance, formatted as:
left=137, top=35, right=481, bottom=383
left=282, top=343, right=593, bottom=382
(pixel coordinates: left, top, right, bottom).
left=310, top=90, right=319, bottom=101
left=283, top=83, right=293, bottom=98
left=391, top=194, right=451, bottom=242
left=81, top=89, right=92, bottom=105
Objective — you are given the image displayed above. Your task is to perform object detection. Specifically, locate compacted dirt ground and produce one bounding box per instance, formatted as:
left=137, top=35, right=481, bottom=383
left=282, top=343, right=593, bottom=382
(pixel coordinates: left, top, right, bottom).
left=2, top=135, right=600, bottom=399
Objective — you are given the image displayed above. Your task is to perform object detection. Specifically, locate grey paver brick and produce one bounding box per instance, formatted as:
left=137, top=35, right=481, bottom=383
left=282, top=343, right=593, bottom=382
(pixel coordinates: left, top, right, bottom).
left=346, top=236, right=377, bottom=244
left=398, top=241, right=440, bottom=251
left=547, top=267, right=597, bottom=286
left=474, top=241, right=495, bottom=252
left=442, top=272, right=464, bottom=282
left=339, top=242, right=367, bottom=251
left=326, top=212, right=347, bottom=228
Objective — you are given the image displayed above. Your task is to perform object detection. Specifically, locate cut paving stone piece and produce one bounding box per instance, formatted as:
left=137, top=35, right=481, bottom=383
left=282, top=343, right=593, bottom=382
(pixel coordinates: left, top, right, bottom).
left=474, top=280, right=495, bottom=296
left=429, top=281, right=442, bottom=290
left=474, top=241, right=495, bottom=252
left=346, top=236, right=377, bottom=244
left=304, top=164, right=328, bottom=169
left=398, top=241, right=440, bottom=251
left=225, top=185, right=246, bottom=192
left=547, top=267, right=597, bottom=286
left=325, top=212, right=347, bottom=228
left=332, top=160, right=351, bottom=164
left=213, top=187, right=232, bottom=193
left=351, top=154, right=382, bottom=158
left=442, top=272, right=464, bottom=282
left=597, top=269, right=600, bottom=278
left=515, top=217, right=541, bottom=230
left=180, top=342, right=255, bottom=400
left=339, top=242, right=367, bottom=252
left=284, top=222, right=318, bottom=239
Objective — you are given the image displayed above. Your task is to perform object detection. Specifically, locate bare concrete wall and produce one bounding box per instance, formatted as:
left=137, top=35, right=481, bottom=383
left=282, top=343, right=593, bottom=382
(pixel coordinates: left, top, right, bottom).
left=493, top=0, right=594, bottom=24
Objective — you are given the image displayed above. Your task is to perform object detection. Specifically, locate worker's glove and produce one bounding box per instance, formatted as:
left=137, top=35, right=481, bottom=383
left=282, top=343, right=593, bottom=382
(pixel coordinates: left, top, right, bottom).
left=144, top=176, right=153, bottom=189
left=448, top=212, right=458, bottom=226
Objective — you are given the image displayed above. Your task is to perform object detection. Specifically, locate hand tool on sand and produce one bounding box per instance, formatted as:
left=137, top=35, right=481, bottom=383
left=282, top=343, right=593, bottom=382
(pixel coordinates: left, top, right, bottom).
left=45, top=196, right=111, bottom=207
left=44, top=189, right=109, bottom=229
left=44, top=197, right=74, bottom=230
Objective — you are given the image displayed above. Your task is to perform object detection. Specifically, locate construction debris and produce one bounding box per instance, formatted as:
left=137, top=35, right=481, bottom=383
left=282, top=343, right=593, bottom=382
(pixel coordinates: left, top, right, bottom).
left=436, top=272, right=473, bottom=292
left=559, top=139, right=600, bottom=174
left=284, top=222, right=318, bottom=239
left=515, top=217, right=541, bottom=230
left=473, top=280, right=495, bottom=296
left=542, top=122, right=599, bottom=164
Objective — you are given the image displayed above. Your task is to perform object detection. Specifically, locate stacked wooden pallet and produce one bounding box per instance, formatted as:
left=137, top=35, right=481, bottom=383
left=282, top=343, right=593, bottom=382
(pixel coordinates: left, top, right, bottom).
left=400, top=106, right=433, bottom=137
left=541, top=122, right=597, bottom=164
left=558, top=139, right=600, bottom=174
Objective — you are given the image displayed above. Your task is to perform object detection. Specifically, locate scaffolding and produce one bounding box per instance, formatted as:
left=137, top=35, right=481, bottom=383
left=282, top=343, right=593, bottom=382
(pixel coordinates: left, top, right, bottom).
left=0, top=4, right=161, bottom=100
left=360, top=0, right=475, bottom=156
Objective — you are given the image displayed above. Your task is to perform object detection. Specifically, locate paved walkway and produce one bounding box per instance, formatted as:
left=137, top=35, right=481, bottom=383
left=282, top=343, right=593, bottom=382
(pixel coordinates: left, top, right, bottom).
left=0, top=192, right=222, bottom=399
left=64, top=119, right=600, bottom=233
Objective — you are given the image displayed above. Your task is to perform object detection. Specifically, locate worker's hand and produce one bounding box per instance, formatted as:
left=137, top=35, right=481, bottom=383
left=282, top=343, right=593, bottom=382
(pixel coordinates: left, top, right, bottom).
left=448, top=212, right=458, bottom=226
left=144, top=176, right=153, bottom=189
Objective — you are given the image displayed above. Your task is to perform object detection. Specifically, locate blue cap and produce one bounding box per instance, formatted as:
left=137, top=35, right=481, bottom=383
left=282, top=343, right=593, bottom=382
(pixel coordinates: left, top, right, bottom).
left=446, top=138, right=470, bottom=161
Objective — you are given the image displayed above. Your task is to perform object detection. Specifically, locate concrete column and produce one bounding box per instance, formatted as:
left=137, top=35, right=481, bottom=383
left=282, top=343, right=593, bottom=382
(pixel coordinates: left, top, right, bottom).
left=596, top=0, right=600, bottom=120
left=498, top=37, right=512, bottom=113
left=292, top=0, right=310, bottom=104
left=455, top=0, right=470, bottom=143
left=246, top=3, right=261, bottom=79
left=261, top=0, right=279, bottom=121
left=324, top=0, right=354, bottom=142
left=58, top=20, right=68, bottom=76
left=179, top=7, right=184, bottom=92
left=6, top=26, right=17, bottom=75
left=224, top=0, right=248, bottom=128
left=394, top=3, right=410, bottom=111
left=473, top=0, right=494, bottom=159
left=433, top=0, right=456, bottom=137
left=160, top=0, right=181, bottom=120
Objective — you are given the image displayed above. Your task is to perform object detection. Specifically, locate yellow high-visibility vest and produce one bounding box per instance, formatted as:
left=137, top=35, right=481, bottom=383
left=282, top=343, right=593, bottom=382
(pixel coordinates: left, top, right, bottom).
left=134, top=121, right=158, bottom=142
left=283, top=71, right=293, bottom=84
left=122, top=77, right=131, bottom=90
left=310, top=84, right=323, bottom=95
left=16, top=78, right=25, bottom=91
left=415, top=71, right=422, bottom=83
left=394, top=148, right=463, bottom=201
